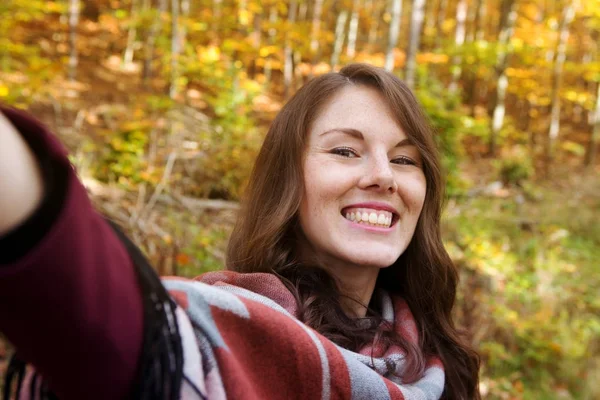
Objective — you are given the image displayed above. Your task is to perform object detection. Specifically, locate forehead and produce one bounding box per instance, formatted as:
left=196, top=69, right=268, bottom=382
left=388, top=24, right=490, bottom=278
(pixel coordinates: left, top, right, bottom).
left=309, top=85, right=406, bottom=143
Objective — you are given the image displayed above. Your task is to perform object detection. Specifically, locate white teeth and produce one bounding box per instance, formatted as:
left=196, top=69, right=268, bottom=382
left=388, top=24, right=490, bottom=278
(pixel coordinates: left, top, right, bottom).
left=343, top=208, right=394, bottom=228
left=368, top=212, right=378, bottom=224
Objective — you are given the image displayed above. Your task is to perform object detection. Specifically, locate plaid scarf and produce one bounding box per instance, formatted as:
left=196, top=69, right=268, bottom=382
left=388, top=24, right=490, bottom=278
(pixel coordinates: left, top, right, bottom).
left=161, top=271, right=445, bottom=399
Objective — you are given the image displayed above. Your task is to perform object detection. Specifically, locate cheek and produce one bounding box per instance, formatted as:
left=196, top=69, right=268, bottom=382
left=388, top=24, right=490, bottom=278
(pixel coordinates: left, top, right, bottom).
left=303, top=164, right=347, bottom=208
left=401, top=175, right=427, bottom=213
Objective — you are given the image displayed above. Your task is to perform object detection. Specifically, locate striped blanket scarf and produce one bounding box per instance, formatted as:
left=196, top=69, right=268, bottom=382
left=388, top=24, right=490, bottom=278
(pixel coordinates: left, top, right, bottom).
left=15, top=271, right=445, bottom=399
left=164, top=271, right=445, bottom=400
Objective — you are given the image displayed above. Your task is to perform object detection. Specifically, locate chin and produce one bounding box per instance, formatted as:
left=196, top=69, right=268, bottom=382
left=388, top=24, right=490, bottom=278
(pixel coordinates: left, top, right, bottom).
left=346, top=251, right=400, bottom=269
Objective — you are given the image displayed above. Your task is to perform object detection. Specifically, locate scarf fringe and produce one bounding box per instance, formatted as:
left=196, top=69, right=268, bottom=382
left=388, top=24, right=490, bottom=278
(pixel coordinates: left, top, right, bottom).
left=2, top=218, right=184, bottom=400
left=4, top=354, right=25, bottom=400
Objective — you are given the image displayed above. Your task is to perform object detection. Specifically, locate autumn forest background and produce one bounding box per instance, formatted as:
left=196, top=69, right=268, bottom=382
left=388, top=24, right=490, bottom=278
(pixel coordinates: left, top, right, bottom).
left=1, top=0, right=599, bottom=398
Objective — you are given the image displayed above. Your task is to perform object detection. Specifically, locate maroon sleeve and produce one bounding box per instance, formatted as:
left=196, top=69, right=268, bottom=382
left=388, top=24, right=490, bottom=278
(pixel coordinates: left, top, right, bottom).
left=0, top=107, right=144, bottom=400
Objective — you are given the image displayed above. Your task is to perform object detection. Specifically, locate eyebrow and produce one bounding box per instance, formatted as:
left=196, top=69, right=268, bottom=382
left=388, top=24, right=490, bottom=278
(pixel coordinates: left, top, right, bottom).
left=318, top=128, right=414, bottom=148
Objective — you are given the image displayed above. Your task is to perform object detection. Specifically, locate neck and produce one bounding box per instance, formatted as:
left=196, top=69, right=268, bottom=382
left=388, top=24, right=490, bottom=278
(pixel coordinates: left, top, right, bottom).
left=294, top=232, right=380, bottom=318
left=332, top=265, right=379, bottom=318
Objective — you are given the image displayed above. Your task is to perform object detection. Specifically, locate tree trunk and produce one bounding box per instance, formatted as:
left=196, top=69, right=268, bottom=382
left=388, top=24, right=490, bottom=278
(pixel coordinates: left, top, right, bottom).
left=284, top=0, right=298, bottom=98
left=467, top=0, right=487, bottom=114
left=123, top=0, right=140, bottom=67
left=385, top=0, right=403, bottom=72
left=82, top=0, right=101, bottom=21
left=469, top=0, right=487, bottom=43
left=488, top=0, right=517, bottom=156
left=212, top=0, right=222, bottom=33
left=449, top=0, right=467, bottom=93
left=299, top=0, right=308, bottom=21
left=310, top=0, right=325, bottom=54
left=169, top=0, right=180, bottom=99
left=264, top=6, right=278, bottom=84
left=346, top=0, right=360, bottom=58
left=295, top=2, right=309, bottom=85
left=424, top=0, right=439, bottom=41
left=405, top=0, right=426, bottom=89
left=143, top=0, right=168, bottom=84
left=546, top=3, right=576, bottom=161
left=366, top=0, right=383, bottom=51
left=434, top=0, right=449, bottom=49
left=331, top=9, right=349, bottom=68
left=585, top=81, right=600, bottom=167
left=68, top=0, right=80, bottom=81
left=248, top=7, right=263, bottom=79
left=180, top=0, right=190, bottom=44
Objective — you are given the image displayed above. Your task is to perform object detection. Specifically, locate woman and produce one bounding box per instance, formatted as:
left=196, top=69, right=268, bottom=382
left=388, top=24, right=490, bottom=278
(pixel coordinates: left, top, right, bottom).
left=0, top=63, right=479, bottom=399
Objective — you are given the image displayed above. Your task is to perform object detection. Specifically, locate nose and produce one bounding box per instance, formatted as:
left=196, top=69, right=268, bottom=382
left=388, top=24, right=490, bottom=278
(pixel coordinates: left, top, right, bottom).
left=358, top=155, right=397, bottom=194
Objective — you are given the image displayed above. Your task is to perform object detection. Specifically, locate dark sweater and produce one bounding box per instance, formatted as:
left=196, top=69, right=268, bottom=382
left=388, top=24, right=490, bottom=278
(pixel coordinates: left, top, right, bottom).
left=0, top=106, right=143, bottom=399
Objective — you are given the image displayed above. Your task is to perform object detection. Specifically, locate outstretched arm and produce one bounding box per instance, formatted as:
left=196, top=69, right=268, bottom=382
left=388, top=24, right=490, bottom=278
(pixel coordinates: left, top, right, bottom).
left=0, top=111, right=44, bottom=236
left=0, top=107, right=144, bottom=400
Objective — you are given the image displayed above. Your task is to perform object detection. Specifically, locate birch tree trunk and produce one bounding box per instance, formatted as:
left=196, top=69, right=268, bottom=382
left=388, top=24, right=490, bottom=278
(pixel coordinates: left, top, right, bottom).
left=310, top=0, right=325, bottom=55
left=547, top=3, right=576, bottom=161
left=405, top=0, right=426, bottom=89
left=331, top=9, right=349, bottom=68
left=449, top=0, right=468, bottom=93
left=385, top=0, right=403, bottom=72
left=585, top=81, right=600, bottom=167
left=435, top=0, right=449, bottom=49
left=143, top=0, right=168, bottom=84
left=169, top=0, right=180, bottom=99
left=467, top=0, right=487, bottom=114
left=284, top=0, right=298, bottom=98
left=346, top=0, right=360, bottom=59
left=123, top=0, right=140, bottom=67
left=180, top=0, right=190, bottom=44
left=367, top=0, right=383, bottom=51
left=299, top=0, right=308, bottom=21
left=488, top=0, right=517, bottom=156
left=248, top=7, right=263, bottom=79
left=264, top=7, right=278, bottom=84
left=68, top=0, right=80, bottom=81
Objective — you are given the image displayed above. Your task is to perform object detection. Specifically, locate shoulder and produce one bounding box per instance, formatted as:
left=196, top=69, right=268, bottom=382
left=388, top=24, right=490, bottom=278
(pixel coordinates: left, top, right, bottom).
left=163, top=271, right=300, bottom=316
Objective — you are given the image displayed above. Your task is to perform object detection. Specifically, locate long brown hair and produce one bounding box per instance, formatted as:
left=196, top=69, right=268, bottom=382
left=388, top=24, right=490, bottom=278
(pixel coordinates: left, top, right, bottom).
left=226, top=63, right=480, bottom=399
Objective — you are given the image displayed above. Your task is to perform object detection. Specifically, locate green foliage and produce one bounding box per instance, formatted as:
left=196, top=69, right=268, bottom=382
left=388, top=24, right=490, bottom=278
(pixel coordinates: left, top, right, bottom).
left=415, top=76, right=462, bottom=194
left=415, top=72, right=483, bottom=197
left=186, top=60, right=264, bottom=199
left=91, top=113, right=154, bottom=186
left=495, top=149, right=534, bottom=185
left=177, top=224, right=228, bottom=278
left=446, top=193, right=600, bottom=399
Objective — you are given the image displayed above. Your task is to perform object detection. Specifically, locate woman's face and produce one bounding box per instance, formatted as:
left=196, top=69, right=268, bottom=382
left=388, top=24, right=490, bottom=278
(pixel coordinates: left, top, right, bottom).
left=298, top=85, right=427, bottom=273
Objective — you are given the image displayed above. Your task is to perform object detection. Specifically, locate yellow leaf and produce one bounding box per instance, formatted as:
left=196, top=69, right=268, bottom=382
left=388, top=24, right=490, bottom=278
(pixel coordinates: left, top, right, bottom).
left=0, top=85, right=9, bottom=97
left=238, top=9, right=250, bottom=26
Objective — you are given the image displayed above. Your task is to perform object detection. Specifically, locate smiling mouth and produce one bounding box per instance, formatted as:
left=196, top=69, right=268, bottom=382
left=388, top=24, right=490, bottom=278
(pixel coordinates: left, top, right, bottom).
left=340, top=208, right=399, bottom=228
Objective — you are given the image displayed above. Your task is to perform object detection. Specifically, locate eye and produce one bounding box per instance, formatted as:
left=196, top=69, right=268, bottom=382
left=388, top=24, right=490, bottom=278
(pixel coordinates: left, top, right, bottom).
left=331, top=147, right=359, bottom=158
left=391, top=156, right=417, bottom=166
